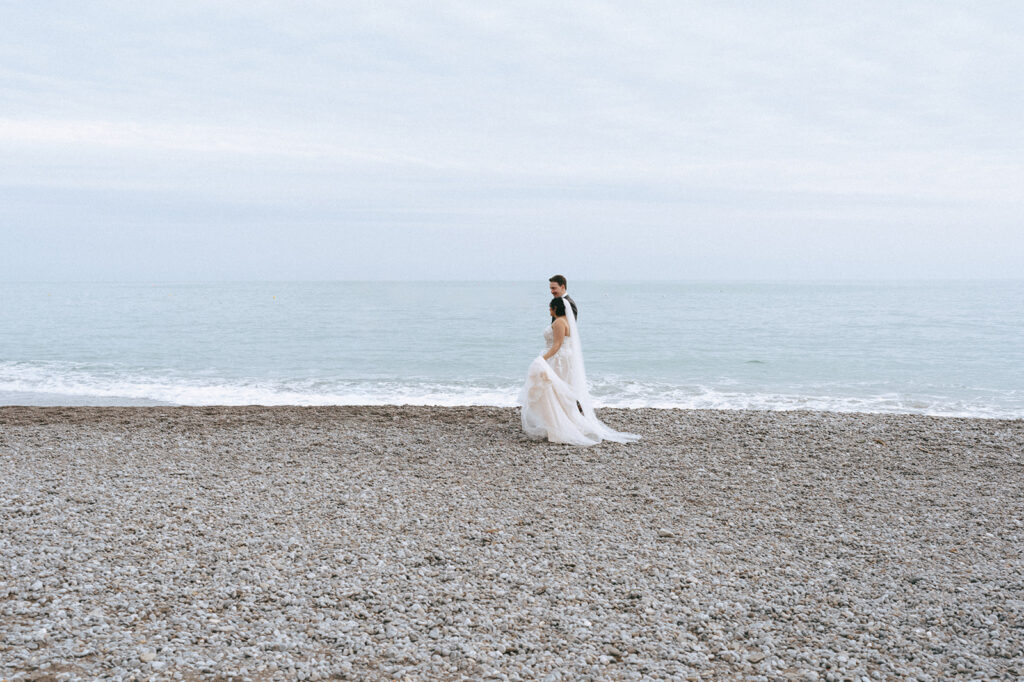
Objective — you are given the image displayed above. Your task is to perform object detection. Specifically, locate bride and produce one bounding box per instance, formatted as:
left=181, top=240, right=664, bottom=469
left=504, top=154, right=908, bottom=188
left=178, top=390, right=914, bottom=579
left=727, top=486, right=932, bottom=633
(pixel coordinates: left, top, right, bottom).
left=519, top=297, right=640, bottom=446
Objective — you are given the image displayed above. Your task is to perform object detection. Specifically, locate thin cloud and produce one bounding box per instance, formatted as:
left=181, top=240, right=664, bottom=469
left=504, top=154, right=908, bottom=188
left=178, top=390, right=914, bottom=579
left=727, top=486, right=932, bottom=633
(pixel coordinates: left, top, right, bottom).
left=0, top=2, right=1021, bottom=279
left=0, top=117, right=450, bottom=168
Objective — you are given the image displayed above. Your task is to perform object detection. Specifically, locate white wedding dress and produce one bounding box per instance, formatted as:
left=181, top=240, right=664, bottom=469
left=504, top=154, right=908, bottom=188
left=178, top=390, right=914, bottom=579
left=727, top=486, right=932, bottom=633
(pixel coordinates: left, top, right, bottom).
left=519, top=299, right=640, bottom=446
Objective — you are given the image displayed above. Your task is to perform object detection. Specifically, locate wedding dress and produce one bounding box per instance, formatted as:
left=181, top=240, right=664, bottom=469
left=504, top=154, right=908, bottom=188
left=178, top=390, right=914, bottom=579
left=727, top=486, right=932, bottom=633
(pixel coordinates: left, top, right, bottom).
left=519, top=298, right=640, bottom=446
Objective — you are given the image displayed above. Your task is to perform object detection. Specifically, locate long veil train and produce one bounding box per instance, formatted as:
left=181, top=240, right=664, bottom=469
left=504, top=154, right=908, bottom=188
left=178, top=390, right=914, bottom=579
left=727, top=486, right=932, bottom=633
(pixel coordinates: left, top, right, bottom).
left=519, top=296, right=640, bottom=446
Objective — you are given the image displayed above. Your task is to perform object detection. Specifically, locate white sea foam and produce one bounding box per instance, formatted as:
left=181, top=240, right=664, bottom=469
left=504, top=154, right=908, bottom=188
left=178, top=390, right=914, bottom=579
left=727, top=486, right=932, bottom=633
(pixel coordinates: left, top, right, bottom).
left=1, top=361, right=1020, bottom=418
left=0, top=361, right=516, bottom=407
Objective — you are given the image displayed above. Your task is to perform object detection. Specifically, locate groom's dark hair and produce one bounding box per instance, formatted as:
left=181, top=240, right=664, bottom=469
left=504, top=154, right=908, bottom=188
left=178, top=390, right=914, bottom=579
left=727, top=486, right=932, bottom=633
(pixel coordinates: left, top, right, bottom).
left=549, top=274, right=567, bottom=288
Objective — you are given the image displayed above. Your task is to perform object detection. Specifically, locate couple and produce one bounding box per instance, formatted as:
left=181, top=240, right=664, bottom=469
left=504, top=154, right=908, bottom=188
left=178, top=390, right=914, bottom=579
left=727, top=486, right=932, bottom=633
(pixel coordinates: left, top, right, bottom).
left=518, top=275, right=640, bottom=446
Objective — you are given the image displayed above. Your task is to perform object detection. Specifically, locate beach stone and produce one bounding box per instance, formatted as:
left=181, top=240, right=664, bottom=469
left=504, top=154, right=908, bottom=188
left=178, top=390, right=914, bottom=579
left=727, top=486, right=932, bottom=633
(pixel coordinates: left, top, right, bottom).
left=0, top=406, right=1021, bottom=680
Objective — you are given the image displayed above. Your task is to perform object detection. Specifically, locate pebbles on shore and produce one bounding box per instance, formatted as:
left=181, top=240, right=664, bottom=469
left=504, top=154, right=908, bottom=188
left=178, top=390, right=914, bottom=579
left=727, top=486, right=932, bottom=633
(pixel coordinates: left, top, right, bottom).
left=1, top=406, right=1022, bottom=680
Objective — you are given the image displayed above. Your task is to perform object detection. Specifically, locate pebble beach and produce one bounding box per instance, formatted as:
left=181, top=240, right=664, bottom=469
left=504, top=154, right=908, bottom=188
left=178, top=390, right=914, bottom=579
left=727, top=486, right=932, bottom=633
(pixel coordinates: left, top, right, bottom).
left=2, top=406, right=1022, bottom=680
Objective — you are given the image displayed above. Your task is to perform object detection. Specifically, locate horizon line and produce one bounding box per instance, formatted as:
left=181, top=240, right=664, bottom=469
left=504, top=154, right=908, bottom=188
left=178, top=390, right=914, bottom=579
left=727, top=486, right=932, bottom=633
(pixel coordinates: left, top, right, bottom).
left=2, top=277, right=1023, bottom=285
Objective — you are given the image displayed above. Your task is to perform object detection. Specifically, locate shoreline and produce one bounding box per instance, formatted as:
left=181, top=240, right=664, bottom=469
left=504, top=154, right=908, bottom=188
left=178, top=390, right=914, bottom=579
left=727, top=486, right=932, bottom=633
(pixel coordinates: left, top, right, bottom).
left=2, top=403, right=1022, bottom=421
left=2, top=406, right=1022, bottom=679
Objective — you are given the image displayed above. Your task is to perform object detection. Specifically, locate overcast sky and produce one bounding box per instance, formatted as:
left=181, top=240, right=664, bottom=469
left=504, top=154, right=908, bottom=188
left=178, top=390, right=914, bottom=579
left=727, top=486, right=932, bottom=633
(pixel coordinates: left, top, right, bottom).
left=1, top=1, right=1021, bottom=280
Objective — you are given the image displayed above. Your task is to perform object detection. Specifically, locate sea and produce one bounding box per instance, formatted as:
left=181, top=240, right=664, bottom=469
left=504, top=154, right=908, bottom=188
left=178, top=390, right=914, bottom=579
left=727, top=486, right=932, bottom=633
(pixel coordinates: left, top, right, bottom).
left=1, top=281, right=1021, bottom=418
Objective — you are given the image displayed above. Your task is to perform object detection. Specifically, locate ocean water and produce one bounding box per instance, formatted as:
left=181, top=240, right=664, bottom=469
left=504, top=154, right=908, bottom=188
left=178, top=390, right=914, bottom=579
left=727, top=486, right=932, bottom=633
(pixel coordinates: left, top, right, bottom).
left=0, top=281, right=1021, bottom=418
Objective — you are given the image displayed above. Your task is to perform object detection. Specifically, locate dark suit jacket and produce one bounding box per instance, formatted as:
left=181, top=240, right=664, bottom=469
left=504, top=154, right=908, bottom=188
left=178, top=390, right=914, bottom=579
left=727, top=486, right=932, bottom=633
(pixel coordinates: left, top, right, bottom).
left=552, top=294, right=578, bottom=322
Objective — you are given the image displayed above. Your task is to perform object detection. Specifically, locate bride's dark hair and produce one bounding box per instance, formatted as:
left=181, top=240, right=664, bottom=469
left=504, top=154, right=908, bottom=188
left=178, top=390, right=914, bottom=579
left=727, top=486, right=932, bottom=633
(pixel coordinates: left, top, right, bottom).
left=549, top=297, right=567, bottom=317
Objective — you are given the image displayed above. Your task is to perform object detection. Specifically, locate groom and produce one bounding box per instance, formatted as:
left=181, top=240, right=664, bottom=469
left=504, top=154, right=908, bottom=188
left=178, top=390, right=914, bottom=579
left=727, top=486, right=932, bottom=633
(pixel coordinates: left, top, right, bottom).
left=549, top=274, right=584, bottom=415
left=548, top=274, right=578, bottom=321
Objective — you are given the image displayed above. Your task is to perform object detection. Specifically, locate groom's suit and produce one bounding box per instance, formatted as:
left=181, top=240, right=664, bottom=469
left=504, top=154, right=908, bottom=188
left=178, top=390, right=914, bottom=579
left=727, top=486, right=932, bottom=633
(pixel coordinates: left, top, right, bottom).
left=553, top=294, right=578, bottom=322
left=565, top=295, right=578, bottom=320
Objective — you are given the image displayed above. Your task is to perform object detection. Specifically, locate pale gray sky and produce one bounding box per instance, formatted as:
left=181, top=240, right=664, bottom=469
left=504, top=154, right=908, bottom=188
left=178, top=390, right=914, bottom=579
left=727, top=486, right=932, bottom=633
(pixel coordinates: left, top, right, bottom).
left=1, top=1, right=1022, bottom=280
